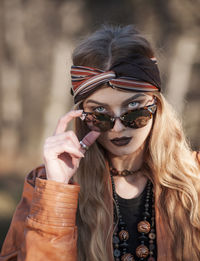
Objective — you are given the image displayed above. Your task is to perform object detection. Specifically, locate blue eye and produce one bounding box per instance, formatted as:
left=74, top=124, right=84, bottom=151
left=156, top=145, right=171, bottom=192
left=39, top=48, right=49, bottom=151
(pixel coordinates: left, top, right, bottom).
left=94, top=106, right=106, bottom=113
left=128, top=101, right=140, bottom=108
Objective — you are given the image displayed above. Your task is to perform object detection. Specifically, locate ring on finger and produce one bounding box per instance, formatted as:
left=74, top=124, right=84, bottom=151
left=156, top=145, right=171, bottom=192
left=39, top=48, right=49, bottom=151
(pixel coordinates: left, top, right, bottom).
left=80, top=140, right=89, bottom=151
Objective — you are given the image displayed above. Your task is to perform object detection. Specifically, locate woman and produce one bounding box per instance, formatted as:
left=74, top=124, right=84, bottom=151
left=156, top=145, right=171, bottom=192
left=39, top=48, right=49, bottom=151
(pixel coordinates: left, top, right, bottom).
left=1, top=25, right=200, bottom=261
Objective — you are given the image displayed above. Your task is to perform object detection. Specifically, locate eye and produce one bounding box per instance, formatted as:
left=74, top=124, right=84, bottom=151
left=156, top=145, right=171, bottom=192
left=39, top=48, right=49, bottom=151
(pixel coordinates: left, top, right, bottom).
left=128, top=101, right=140, bottom=109
left=94, top=106, right=106, bottom=113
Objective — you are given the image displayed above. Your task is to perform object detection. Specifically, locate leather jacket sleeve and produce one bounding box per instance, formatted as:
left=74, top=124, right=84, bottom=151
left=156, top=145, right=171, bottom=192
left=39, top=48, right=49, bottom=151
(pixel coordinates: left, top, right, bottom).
left=0, top=166, right=80, bottom=261
left=0, top=152, right=199, bottom=261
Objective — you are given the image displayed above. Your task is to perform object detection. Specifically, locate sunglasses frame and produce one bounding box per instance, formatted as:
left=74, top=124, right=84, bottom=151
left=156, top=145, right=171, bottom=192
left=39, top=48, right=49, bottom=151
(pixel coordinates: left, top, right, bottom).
left=80, top=102, right=157, bottom=131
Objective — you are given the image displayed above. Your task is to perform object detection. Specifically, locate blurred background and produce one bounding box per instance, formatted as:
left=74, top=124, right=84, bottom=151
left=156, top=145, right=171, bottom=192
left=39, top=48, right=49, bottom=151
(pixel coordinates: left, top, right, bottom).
left=0, top=0, right=199, bottom=249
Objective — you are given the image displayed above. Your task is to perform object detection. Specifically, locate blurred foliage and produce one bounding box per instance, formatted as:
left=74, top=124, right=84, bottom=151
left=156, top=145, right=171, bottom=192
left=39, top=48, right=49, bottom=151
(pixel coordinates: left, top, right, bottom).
left=0, top=0, right=200, bottom=249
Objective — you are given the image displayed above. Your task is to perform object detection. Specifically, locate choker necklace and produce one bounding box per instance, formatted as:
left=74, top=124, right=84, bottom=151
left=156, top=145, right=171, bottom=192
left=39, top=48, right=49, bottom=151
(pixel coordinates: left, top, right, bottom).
left=111, top=174, right=156, bottom=261
left=109, top=165, right=145, bottom=177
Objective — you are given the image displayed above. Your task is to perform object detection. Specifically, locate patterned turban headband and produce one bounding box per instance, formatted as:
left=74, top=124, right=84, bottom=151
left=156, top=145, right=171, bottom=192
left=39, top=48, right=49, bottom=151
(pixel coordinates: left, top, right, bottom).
left=70, top=54, right=161, bottom=104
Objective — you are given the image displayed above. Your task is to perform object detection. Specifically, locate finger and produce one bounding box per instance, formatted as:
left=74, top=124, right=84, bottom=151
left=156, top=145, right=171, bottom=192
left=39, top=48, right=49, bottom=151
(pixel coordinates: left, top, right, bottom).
left=45, top=138, right=79, bottom=153
left=46, top=131, right=80, bottom=148
left=80, top=131, right=101, bottom=152
left=44, top=142, right=84, bottom=159
left=54, top=110, right=83, bottom=135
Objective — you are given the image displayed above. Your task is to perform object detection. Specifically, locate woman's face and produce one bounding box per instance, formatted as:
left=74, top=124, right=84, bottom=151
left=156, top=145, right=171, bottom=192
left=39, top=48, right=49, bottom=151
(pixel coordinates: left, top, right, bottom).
left=83, top=87, right=155, bottom=157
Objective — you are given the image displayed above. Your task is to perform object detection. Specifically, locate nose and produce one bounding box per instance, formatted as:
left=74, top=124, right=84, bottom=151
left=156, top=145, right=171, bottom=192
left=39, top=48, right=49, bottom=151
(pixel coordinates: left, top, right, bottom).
left=110, top=118, right=126, bottom=132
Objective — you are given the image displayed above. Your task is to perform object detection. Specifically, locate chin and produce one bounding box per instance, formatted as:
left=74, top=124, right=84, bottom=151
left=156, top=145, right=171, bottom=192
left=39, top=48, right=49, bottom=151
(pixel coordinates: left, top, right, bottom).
left=99, top=142, right=143, bottom=157
left=109, top=149, right=133, bottom=157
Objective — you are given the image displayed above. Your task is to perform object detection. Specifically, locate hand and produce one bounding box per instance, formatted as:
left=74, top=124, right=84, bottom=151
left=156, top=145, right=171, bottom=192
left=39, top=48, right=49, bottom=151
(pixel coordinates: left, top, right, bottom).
left=43, top=110, right=100, bottom=184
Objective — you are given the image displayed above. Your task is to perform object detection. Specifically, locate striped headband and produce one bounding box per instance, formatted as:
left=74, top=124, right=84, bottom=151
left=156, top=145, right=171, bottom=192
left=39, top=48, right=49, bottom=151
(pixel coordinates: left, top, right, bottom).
left=71, top=54, right=161, bottom=104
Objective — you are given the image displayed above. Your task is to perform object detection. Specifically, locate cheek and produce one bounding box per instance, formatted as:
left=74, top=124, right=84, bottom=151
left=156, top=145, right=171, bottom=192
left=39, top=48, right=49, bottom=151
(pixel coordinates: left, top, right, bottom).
left=97, top=133, right=108, bottom=146
left=133, top=119, right=153, bottom=143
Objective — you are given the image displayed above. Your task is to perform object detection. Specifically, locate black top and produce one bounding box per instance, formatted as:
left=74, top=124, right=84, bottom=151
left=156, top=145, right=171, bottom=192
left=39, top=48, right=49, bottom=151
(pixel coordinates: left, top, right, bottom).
left=117, top=183, right=157, bottom=260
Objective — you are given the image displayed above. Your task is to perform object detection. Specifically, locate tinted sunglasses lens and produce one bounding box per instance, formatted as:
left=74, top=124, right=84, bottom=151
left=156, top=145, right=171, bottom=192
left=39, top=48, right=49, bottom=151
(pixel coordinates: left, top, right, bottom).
left=85, top=113, right=113, bottom=132
left=122, top=109, right=152, bottom=128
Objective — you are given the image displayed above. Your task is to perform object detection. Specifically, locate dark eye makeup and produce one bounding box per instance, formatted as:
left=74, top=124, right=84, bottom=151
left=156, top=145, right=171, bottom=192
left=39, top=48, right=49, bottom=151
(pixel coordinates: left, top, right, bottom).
left=88, top=99, right=144, bottom=113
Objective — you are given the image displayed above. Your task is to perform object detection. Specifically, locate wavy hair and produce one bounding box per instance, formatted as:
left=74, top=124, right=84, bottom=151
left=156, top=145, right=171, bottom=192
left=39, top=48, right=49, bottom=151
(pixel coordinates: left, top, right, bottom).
left=72, top=25, right=200, bottom=261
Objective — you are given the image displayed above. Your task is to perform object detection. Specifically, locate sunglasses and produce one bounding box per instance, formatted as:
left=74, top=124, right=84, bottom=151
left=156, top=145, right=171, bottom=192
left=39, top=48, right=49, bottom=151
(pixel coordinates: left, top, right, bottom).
left=80, top=103, right=157, bottom=132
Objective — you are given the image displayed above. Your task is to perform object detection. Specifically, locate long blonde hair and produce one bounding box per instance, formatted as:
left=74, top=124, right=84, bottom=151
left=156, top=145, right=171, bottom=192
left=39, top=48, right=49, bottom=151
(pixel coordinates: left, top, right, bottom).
left=72, top=25, right=200, bottom=261
left=148, top=92, right=200, bottom=260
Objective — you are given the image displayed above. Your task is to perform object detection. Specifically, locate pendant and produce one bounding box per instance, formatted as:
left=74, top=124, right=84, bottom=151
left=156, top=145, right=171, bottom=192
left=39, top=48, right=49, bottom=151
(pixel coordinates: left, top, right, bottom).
left=121, top=253, right=135, bottom=261
left=137, top=220, right=151, bottom=234
left=136, top=245, right=149, bottom=258
left=119, top=230, right=129, bottom=241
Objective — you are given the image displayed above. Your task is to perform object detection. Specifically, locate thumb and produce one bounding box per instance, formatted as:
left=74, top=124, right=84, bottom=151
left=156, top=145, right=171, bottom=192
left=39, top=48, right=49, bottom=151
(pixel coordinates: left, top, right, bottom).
left=81, top=131, right=100, bottom=149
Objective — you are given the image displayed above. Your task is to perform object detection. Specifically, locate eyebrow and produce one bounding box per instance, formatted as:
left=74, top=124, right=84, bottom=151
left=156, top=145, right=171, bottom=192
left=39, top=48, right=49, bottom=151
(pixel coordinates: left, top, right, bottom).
left=85, top=93, right=146, bottom=107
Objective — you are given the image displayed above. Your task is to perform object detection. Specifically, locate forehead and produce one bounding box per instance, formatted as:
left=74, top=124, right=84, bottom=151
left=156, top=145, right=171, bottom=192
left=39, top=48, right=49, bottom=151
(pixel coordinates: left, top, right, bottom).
left=83, top=86, right=153, bottom=106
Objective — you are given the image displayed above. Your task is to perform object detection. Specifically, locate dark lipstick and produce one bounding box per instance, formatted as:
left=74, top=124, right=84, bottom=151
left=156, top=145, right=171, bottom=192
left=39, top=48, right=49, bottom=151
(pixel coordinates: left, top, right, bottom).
left=110, top=137, right=132, bottom=146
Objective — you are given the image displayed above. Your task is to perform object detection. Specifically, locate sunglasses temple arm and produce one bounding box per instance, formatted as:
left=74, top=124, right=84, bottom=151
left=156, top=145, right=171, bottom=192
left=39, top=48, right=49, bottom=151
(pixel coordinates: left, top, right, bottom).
left=80, top=112, right=87, bottom=121
left=148, top=104, right=157, bottom=114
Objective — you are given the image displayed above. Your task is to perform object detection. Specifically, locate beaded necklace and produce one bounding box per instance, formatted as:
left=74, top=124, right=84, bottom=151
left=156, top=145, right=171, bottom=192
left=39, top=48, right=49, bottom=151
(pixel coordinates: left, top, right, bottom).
left=110, top=167, right=143, bottom=177
left=110, top=174, right=156, bottom=261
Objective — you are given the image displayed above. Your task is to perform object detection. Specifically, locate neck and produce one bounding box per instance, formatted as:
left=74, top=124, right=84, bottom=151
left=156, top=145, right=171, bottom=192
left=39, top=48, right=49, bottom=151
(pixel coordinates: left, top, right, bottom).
left=108, top=143, right=149, bottom=199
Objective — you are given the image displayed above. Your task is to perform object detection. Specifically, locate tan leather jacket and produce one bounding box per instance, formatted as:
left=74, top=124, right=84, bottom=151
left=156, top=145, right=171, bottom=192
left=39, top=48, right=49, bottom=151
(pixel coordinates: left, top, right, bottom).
left=0, top=152, right=199, bottom=261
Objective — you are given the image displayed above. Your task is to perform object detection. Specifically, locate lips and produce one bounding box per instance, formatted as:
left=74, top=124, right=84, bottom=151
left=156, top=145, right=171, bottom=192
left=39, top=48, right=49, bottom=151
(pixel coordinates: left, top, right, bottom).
left=110, top=136, right=132, bottom=146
